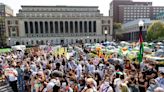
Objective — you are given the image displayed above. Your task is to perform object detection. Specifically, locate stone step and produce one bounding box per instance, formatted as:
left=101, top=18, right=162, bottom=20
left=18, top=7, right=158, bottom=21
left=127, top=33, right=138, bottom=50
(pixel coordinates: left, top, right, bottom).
left=0, top=84, right=13, bottom=92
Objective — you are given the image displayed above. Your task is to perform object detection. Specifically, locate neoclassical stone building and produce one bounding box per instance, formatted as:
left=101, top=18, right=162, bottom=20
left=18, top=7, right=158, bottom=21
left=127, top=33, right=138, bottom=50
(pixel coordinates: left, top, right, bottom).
left=5, top=5, right=113, bottom=46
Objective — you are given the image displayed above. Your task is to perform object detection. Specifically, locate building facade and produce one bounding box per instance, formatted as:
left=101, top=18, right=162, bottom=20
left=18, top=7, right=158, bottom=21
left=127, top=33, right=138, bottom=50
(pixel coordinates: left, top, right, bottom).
left=109, top=0, right=152, bottom=23
left=110, top=0, right=164, bottom=23
left=118, top=5, right=151, bottom=23
left=5, top=6, right=113, bottom=46
left=119, top=18, right=152, bottom=41
left=155, top=12, right=164, bottom=20
left=0, top=3, right=13, bottom=47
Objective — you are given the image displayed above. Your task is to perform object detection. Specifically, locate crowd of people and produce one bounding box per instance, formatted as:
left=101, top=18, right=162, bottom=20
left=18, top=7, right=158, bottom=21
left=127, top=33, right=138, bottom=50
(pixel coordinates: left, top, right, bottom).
left=0, top=43, right=164, bottom=92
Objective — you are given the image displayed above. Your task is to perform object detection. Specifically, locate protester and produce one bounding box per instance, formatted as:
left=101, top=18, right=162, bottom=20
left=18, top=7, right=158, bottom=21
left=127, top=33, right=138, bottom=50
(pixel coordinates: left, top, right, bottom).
left=0, top=42, right=163, bottom=92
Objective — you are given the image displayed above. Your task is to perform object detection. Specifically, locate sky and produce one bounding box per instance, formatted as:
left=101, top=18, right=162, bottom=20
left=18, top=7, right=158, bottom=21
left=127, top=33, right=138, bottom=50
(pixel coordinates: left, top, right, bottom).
left=1, top=0, right=164, bottom=16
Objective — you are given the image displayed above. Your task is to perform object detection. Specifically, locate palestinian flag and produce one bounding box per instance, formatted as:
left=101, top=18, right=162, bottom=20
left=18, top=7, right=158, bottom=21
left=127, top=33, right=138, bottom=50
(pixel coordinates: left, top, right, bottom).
left=138, top=27, right=144, bottom=63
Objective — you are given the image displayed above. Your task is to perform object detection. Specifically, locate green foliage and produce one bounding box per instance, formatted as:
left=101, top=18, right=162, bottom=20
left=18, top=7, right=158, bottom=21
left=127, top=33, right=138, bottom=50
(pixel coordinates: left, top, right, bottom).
left=0, top=17, right=7, bottom=46
left=113, top=23, right=124, bottom=41
left=113, top=23, right=122, bottom=30
left=147, top=21, right=164, bottom=41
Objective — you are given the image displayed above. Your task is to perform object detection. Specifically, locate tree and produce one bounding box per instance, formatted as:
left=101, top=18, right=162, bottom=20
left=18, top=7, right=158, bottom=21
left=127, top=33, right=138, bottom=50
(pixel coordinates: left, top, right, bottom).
left=113, top=23, right=122, bottom=30
left=0, top=17, right=7, bottom=47
left=115, top=33, right=123, bottom=41
left=147, top=21, right=164, bottom=41
left=113, top=23, right=123, bottom=40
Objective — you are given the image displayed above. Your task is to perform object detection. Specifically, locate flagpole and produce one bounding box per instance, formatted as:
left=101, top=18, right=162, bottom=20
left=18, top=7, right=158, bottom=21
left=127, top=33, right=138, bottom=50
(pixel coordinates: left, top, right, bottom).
left=138, top=20, right=144, bottom=71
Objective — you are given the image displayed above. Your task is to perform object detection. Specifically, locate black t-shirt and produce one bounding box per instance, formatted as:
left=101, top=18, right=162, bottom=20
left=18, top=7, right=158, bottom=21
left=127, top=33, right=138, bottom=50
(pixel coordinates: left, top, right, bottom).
left=115, top=64, right=123, bottom=72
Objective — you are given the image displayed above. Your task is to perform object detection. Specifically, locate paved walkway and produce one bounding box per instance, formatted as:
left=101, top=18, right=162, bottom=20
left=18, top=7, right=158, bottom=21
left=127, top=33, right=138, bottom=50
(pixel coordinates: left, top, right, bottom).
left=0, top=84, right=13, bottom=92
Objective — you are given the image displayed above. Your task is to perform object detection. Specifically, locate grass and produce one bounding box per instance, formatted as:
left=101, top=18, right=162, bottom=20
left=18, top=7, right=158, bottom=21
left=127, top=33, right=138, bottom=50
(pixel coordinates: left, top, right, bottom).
left=0, top=48, right=11, bottom=53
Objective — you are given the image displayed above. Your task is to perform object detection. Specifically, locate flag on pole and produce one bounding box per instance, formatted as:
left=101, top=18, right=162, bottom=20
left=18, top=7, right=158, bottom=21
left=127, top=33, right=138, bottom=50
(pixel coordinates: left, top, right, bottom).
left=137, top=28, right=144, bottom=63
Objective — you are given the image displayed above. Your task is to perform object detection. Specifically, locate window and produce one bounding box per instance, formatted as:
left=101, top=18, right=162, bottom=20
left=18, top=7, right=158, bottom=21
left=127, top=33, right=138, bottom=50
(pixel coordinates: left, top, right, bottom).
left=70, top=21, right=73, bottom=33
left=29, top=21, right=33, bottom=33
left=45, top=21, right=48, bottom=33
left=12, top=27, right=15, bottom=31
left=15, top=20, right=18, bottom=24
left=50, top=21, right=53, bottom=33
left=89, top=21, right=92, bottom=33
left=84, top=21, right=87, bottom=33
left=12, top=33, right=16, bottom=37
left=8, top=21, right=10, bottom=24
left=24, top=21, right=28, bottom=34
left=102, top=20, right=105, bottom=24
left=80, top=21, right=83, bottom=33
left=93, top=21, right=96, bottom=32
left=31, top=40, right=34, bottom=44
left=75, top=21, right=78, bottom=33
left=40, top=21, right=43, bottom=33
left=60, top=21, right=64, bottom=33
left=35, top=22, right=38, bottom=34
left=55, top=21, right=58, bottom=33
left=65, top=21, right=68, bottom=33
left=108, top=20, right=110, bottom=24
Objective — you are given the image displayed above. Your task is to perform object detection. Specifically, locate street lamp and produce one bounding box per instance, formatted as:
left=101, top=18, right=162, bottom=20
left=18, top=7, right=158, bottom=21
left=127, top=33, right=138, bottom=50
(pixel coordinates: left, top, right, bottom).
left=104, top=30, right=108, bottom=42
left=28, top=39, right=31, bottom=46
left=87, top=36, right=89, bottom=43
left=8, top=37, right=10, bottom=46
left=138, top=20, right=144, bottom=42
left=138, top=20, right=144, bottom=31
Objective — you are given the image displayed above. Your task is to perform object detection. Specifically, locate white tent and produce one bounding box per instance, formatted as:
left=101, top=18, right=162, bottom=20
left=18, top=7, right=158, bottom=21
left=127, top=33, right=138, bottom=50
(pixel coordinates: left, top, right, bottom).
left=11, top=45, right=26, bottom=51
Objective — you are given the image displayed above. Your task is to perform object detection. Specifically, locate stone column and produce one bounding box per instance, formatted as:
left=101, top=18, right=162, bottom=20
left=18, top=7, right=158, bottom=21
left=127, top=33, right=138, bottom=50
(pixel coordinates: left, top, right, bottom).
left=68, top=21, right=70, bottom=36
left=73, top=21, right=75, bottom=35
left=82, top=21, right=85, bottom=35
left=91, top=21, right=94, bottom=34
left=87, top=21, right=89, bottom=34
left=28, top=21, right=30, bottom=35
left=47, top=21, right=50, bottom=34
left=78, top=21, right=80, bottom=35
left=53, top=21, right=56, bottom=35
left=58, top=21, right=60, bottom=35
left=43, top=21, right=45, bottom=35
left=38, top=21, right=40, bottom=35
left=63, top=21, right=65, bottom=35
left=33, top=21, right=35, bottom=35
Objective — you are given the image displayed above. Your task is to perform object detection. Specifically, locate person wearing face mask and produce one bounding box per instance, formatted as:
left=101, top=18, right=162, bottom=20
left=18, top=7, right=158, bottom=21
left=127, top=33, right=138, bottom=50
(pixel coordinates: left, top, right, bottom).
left=99, top=76, right=113, bottom=92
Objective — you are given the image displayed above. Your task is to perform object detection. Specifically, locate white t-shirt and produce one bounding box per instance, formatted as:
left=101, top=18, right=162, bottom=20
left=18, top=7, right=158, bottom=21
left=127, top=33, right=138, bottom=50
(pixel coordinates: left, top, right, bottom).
left=100, top=82, right=113, bottom=92
left=46, top=79, right=60, bottom=91
left=8, top=68, right=18, bottom=82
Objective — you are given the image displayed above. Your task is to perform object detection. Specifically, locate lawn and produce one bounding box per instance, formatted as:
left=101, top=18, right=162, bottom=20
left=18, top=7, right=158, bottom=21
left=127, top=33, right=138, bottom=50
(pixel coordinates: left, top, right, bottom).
left=0, top=48, right=11, bottom=53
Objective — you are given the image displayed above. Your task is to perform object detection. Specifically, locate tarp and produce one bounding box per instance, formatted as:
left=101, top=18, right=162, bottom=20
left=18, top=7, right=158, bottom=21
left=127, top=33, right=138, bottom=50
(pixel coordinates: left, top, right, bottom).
left=11, top=45, right=26, bottom=51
